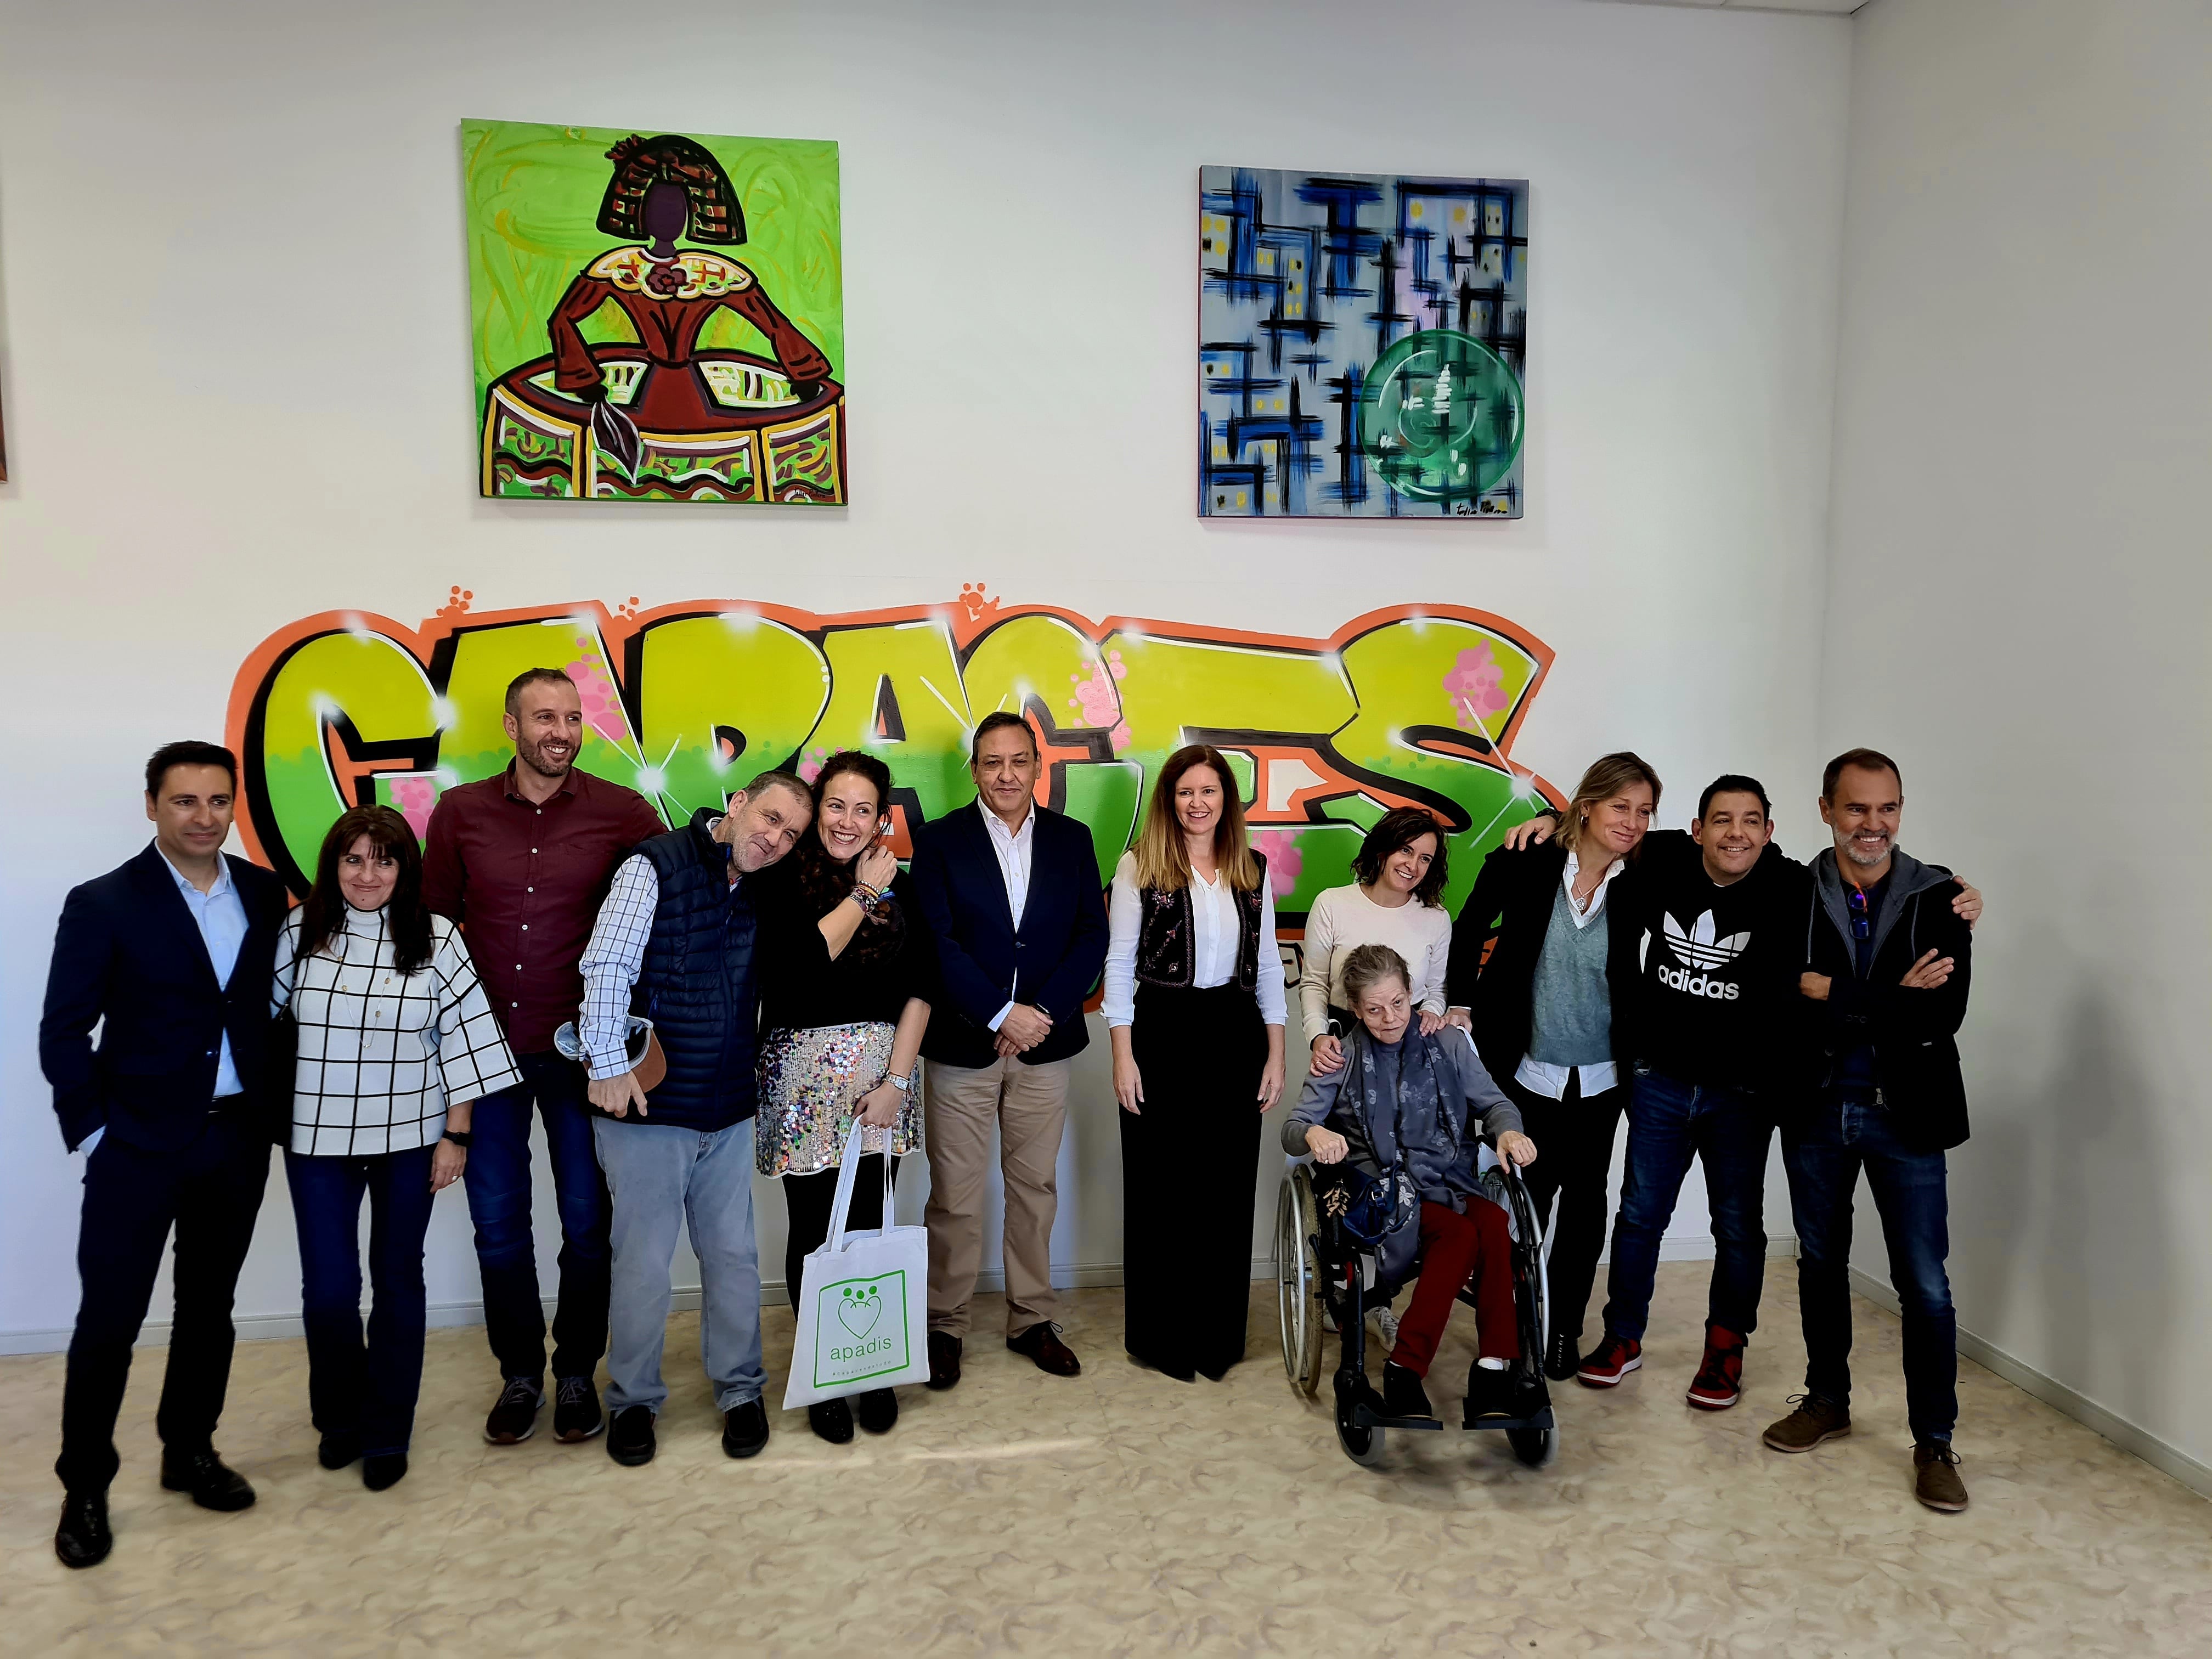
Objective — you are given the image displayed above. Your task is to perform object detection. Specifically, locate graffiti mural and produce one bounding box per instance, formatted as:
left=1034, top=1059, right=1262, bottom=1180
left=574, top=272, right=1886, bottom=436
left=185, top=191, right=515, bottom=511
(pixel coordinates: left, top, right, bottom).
left=225, top=588, right=1562, bottom=931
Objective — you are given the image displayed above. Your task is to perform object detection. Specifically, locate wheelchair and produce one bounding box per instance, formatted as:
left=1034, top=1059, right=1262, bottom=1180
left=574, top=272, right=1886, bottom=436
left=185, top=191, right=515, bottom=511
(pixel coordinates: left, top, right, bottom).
left=1274, top=1156, right=1558, bottom=1469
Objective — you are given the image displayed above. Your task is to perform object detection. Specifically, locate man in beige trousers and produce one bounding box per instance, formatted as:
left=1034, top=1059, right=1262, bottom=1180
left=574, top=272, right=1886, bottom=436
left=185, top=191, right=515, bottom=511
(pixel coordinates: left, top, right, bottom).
left=906, top=714, right=1109, bottom=1389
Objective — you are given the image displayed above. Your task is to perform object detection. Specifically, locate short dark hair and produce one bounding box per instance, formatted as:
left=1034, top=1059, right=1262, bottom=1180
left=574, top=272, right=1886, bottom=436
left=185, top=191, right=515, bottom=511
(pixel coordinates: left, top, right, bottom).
left=1822, top=747, right=1903, bottom=803
left=505, top=667, right=577, bottom=718
left=1351, top=806, right=1452, bottom=907
left=145, top=740, right=236, bottom=798
left=968, top=710, right=1036, bottom=767
left=1697, top=774, right=1771, bottom=821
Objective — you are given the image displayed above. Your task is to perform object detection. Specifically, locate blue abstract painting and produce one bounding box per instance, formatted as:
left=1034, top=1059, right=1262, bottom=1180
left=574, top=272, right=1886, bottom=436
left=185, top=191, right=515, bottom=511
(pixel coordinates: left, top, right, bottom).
left=1199, top=166, right=1528, bottom=519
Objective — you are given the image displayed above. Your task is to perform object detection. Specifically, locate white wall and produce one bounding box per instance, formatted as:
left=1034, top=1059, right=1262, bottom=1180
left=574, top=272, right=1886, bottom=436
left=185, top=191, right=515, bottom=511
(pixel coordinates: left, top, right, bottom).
left=0, top=0, right=1852, bottom=1344
left=1822, top=0, right=2212, bottom=1475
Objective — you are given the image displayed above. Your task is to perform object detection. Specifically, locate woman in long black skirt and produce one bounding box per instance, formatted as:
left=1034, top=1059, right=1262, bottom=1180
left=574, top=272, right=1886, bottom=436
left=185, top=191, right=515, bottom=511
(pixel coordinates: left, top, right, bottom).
left=1104, top=744, right=1286, bottom=1380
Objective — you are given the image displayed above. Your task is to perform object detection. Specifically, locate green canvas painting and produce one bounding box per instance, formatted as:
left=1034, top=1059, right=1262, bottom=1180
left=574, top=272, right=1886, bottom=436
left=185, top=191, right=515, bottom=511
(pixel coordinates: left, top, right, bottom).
left=462, top=119, right=845, bottom=505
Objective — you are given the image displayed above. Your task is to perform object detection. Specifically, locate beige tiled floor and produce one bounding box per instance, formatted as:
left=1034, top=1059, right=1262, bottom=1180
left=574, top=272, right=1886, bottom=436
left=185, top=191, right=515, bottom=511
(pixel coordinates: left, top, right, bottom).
left=4, top=1260, right=2207, bottom=1656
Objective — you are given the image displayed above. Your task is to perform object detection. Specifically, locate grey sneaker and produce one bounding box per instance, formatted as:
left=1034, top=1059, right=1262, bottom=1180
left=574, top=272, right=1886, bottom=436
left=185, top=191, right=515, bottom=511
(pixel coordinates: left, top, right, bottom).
left=1762, top=1392, right=1852, bottom=1453
left=1913, top=1441, right=1968, bottom=1511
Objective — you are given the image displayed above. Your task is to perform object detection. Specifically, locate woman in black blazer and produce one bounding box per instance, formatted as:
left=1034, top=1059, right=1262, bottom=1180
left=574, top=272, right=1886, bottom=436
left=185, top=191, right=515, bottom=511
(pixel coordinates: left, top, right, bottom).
left=1445, top=752, right=1661, bottom=1379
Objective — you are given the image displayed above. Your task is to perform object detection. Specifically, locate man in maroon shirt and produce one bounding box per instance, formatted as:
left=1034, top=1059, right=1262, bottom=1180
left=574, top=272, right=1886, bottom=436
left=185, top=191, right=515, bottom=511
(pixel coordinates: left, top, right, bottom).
left=422, top=668, right=665, bottom=1446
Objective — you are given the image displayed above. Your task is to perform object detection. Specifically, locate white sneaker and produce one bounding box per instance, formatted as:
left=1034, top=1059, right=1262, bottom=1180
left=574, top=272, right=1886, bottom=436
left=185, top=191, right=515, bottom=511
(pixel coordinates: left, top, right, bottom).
left=1368, top=1306, right=1401, bottom=1351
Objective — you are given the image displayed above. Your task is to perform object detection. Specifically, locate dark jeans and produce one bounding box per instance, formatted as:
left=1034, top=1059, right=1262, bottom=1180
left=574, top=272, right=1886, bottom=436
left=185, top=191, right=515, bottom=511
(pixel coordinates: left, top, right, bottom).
left=1784, top=1089, right=1957, bottom=1442
left=783, top=1154, right=896, bottom=1311
left=1503, top=1073, right=1624, bottom=1348
left=57, top=1112, right=270, bottom=1493
left=286, top=1146, right=437, bottom=1457
left=1600, top=1067, right=1772, bottom=1342
left=463, top=1049, right=611, bottom=1384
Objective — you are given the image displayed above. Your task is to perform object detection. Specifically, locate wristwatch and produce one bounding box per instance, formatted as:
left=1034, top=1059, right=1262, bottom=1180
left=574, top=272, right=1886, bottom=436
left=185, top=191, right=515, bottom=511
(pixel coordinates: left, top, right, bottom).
left=886, top=1073, right=912, bottom=1094
left=442, top=1129, right=473, bottom=1149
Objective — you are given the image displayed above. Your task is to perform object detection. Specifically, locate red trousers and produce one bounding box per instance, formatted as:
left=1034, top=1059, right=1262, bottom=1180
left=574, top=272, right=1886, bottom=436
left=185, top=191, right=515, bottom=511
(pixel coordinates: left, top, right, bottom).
left=1387, top=1199, right=1520, bottom=1377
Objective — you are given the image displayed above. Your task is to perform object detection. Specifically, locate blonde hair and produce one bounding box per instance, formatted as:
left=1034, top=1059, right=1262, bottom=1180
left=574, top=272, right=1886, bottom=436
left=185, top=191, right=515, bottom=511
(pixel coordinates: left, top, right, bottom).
left=1132, top=744, right=1260, bottom=893
left=1559, top=752, right=1662, bottom=862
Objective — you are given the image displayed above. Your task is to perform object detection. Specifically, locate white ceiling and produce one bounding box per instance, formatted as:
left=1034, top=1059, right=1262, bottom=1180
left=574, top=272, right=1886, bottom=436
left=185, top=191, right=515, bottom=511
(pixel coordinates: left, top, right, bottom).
left=1593, top=0, right=1865, bottom=15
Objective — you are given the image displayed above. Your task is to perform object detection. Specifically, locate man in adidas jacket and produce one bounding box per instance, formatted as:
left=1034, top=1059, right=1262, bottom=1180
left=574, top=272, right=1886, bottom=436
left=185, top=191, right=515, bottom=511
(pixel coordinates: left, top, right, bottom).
left=1760, top=748, right=1975, bottom=1515
left=1573, top=776, right=1805, bottom=1409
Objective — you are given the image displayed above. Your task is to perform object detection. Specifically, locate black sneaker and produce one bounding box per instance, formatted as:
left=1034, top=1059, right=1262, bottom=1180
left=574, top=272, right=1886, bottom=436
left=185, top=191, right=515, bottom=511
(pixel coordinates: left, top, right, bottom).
left=484, top=1377, right=543, bottom=1444
left=318, top=1432, right=362, bottom=1471
left=362, top=1452, right=408, bottom=1492
left=855, top=1388, right=899, bottom=1435
left=552, top=1377, right=603, bottom=1443
left=807, top=1398, right=855, bottom=1444
left=1380, top=1361, right=1436, bottom=1421
left=1465, top=1363, right=1520, bottom=1421
left=607, top=1404, right=656, bottom=1466
left=722, top=1400, right=770, bottom=1459
left=1542, top=1323, right=1581, bottom=1383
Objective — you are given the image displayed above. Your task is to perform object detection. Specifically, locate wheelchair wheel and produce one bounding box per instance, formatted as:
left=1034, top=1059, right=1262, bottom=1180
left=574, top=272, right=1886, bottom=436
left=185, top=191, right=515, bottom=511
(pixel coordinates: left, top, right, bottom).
left=1506, top=1424, right=1552, bottom=1467
left=1275, top=1166, right=1324, bottom=1396
left=1333, top=1370, right=1386, bottom=1466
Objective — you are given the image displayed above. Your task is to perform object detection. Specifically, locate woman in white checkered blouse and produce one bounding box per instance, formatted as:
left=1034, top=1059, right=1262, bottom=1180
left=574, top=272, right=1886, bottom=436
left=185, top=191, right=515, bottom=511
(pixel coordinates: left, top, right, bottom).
left=273, top=805, right=521, bottom=1492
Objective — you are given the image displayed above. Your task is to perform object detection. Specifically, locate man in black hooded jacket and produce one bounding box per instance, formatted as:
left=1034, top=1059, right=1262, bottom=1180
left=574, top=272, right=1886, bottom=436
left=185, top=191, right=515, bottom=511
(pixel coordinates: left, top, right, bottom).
left=1761, top=748, right=1974, bottom=1515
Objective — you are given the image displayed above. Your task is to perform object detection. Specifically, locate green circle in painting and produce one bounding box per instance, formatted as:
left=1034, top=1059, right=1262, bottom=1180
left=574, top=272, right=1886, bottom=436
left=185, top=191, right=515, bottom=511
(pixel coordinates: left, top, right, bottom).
left=1357, top=329, right=1524, bottom=504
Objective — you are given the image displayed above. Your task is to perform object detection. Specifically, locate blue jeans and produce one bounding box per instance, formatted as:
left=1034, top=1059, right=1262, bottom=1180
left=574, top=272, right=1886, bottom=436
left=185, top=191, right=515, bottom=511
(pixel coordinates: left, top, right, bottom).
left=592, top=1116, right=764, bottom=1415
left=285, top=1146, right=436, bottom=1457
left=464, top=1049, right=612, bottom=1384
left=1600, top=1068, right=1772, bottom=1342
left=1783, top=1090, right=1956, bottom=1441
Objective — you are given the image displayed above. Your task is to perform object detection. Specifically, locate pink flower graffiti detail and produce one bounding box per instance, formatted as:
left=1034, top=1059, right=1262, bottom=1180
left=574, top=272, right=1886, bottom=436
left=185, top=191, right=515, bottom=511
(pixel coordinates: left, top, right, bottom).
left=391, top=777, right=438, bottom=842
left=1250, top=830, right=1302, bottom=896
left=1066, top=652, right=1132, bottom=751
left=795, top=746, right=833, bottom=784
left=566, top=640, right=629, bottom=746
left=1441, top=643, right=1510, bottom=732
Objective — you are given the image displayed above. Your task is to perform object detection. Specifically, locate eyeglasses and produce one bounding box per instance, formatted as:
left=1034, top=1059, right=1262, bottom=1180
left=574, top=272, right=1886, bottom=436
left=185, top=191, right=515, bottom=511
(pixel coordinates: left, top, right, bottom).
left=1847, top=885, right=1871, bottom=940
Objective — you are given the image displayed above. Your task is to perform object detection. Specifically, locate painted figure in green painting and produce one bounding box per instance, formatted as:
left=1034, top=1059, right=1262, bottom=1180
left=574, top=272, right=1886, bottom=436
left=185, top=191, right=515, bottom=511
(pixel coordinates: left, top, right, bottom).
left=550, top=134, right=834, bottom=477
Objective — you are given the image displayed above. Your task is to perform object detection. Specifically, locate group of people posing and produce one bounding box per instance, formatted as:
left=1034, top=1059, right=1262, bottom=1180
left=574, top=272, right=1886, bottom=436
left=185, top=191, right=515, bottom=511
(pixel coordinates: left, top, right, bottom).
left=37, top=662, right=1982, bottom=1572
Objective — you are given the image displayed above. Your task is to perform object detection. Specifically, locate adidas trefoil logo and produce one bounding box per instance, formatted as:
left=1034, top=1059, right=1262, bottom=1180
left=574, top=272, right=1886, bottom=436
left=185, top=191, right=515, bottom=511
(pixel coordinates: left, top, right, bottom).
left=1658, top=910, right=1748, bottom=1000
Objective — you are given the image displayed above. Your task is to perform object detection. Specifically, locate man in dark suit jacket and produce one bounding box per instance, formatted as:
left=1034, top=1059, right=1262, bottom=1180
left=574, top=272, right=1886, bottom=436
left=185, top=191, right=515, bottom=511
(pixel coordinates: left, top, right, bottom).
left=38, top=741, right=290, bottom=1568
left=907, top=713, right=1108, bottom=1389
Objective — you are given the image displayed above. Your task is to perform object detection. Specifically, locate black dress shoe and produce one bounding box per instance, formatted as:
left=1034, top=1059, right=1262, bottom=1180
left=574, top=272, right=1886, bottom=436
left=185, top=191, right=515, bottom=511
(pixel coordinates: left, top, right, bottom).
left=607, top=1404, right=657, bottom=1467
left=1381, top=1361, right=1437, bottom=1421
left=55, top=1490, right=112, bottom=1570
left=362, top=1453, right=408, bottom=1492
left=1007, top=1322, right=1081, bottom=1376
left=1128, top=1346, right=1195, bottom=1383
left=854, top=1388, right=899, bottom=1434
left=1543, top=1324, right=1581, bottom=1383
left=926, top=1331, right=962, bottom=1391
left=807, top=1398, right=855, bottom=1444
left=318, top=1433, right=362, bottom=1471
left=722, top=1400, right=770, bottom=1459
left=160, top=1448, right=256, bottom=1511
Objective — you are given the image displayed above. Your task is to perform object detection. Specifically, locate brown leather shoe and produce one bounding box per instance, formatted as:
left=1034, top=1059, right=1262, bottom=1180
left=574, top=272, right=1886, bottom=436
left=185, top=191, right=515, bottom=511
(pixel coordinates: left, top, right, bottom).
left=1762, top=1392, right=1852, bottom=1453
left=1007, top=1321, right=1081, bottom=1377
left=1913, top=1441, right=1968, bottom=1511
left=927, top=1331, right=963, bottom=1391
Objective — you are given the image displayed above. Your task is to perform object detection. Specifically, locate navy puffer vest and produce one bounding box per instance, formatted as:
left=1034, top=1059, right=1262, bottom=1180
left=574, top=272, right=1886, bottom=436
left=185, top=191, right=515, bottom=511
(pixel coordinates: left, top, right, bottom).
left=624, top=809, right=760, bottom=1132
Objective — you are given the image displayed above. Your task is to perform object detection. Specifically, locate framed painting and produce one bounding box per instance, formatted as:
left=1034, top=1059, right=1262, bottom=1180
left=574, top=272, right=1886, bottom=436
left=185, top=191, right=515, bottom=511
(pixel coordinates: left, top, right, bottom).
left=1199, top=166, right=1527, bottom=518
left=464, top=119, right=845, bottom=505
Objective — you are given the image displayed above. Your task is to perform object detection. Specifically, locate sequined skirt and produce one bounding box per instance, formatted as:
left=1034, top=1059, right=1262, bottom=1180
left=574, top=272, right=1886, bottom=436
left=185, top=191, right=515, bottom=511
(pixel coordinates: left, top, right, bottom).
left=754, top=1021, right=922, bottom=1177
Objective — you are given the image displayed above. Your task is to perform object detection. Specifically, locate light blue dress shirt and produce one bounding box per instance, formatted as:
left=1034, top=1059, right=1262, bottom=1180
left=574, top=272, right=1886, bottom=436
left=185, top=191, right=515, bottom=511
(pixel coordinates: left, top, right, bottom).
left=160, top=847, right=249, bottom=1097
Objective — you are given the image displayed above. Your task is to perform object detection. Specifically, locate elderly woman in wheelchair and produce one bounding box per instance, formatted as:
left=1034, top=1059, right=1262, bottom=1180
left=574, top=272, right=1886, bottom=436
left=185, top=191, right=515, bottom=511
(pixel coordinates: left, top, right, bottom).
left=1280, top=943, right=1545, bottom=1443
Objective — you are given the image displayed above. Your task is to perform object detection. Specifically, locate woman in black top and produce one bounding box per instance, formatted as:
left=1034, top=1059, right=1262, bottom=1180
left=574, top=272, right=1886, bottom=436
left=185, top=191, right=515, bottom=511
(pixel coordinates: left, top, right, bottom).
left=1444, top=752, right=1659, bottom=1380
left=753, top=752, right=934, bottom=1443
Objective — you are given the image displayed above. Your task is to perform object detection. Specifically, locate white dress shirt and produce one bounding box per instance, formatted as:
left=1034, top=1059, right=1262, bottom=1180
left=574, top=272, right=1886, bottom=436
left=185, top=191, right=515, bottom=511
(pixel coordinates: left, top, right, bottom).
left=1103, top=850, right=1288, bottom=1029
left=159, top=847, right=249, bottom=1098
left=979, top=799, right=1036, bottom=1032
left=1513, top=847, right=1626, bottom=1101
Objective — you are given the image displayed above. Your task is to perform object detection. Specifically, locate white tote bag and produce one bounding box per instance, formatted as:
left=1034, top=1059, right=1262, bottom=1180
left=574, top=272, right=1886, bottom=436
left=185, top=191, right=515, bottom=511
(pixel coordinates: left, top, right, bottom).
left=782, top=1123, right=932, bottom=1409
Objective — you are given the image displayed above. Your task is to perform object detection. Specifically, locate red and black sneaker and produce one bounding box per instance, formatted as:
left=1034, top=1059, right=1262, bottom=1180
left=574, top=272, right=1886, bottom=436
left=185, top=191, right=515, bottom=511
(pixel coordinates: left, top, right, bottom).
left=1686, top=1325, right=1746, bottom=1410
left=1576, top=1331, right=1643, bottom=1389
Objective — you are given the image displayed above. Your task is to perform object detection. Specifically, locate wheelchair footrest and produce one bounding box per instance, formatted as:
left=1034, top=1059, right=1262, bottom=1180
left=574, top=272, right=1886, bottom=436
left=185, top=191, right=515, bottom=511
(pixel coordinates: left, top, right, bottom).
left=1351, top=1403, right=1444, bottom=1433
left=1462, top=1404, right=1556, bottom=1434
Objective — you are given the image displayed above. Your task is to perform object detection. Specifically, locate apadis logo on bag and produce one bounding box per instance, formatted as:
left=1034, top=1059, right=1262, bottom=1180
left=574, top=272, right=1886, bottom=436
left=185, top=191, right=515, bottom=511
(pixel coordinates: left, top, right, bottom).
left=225, top=584, right=1563, bottom=929
left=817, top=1274, right=910, bottom=1387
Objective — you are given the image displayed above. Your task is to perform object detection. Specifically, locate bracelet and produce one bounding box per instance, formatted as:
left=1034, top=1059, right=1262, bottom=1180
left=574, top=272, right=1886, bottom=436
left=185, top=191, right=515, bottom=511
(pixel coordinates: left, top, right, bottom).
left=442, top=1129, right=472, bottom=1149
left=850, top=883, right=883, bottom=914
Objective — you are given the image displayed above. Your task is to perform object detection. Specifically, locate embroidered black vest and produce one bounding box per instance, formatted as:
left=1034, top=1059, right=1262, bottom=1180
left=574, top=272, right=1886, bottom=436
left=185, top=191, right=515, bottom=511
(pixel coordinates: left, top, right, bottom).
left=1133, top=854, right=1268, bottom=991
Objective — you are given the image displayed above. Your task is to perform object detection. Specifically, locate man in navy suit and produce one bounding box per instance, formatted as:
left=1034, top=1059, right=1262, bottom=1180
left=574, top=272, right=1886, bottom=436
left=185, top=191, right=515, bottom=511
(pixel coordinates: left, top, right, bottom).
left=908, top=712, right=1108, bottom=1388
left=38, top=741, right=290, bottom=1568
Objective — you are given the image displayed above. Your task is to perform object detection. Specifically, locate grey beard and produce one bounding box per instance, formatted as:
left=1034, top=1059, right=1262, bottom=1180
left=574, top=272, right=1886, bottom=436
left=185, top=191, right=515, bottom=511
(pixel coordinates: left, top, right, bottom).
left=1842, top=836, right=1891, bottom=867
